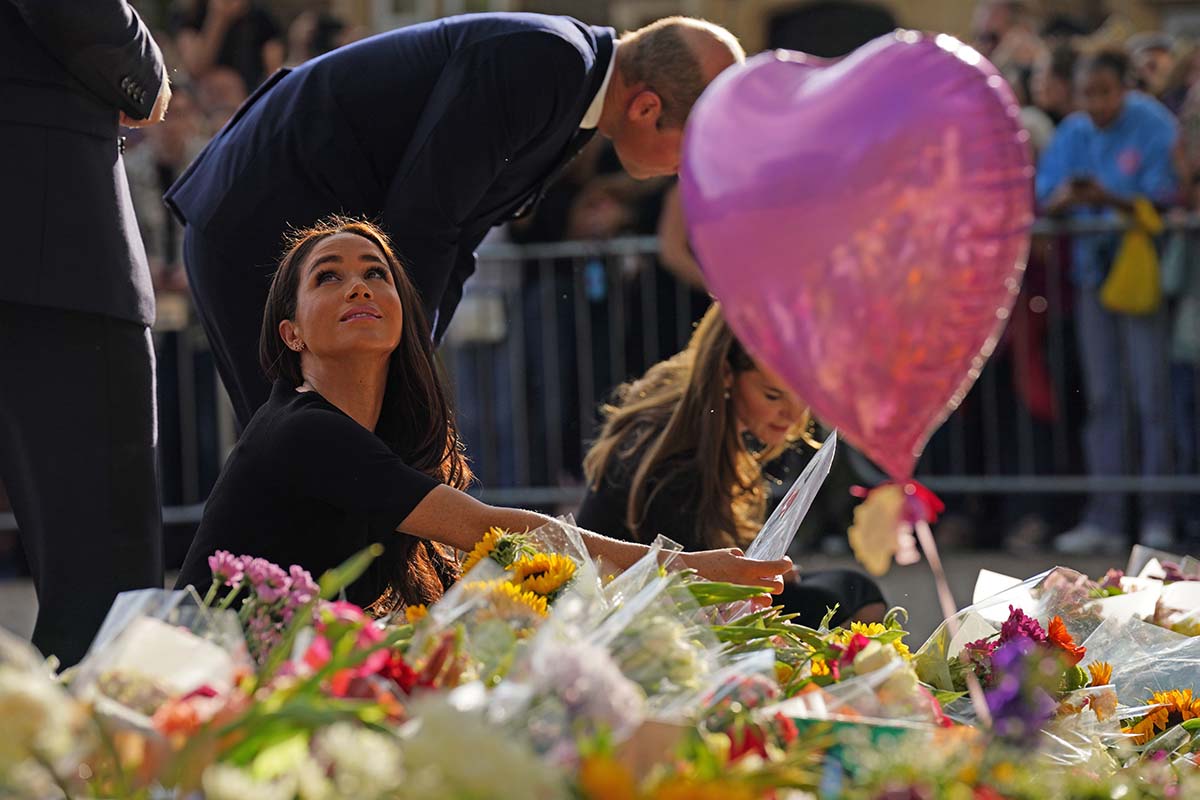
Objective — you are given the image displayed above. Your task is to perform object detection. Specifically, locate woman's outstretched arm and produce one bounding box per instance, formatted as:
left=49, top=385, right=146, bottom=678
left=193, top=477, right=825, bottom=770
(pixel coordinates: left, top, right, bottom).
left=399, top=485, right=790, bottom=592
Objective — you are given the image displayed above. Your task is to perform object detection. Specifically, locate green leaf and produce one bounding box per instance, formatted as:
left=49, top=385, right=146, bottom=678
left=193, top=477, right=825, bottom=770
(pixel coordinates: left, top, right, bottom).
left=819, top=605, right=841, bottom=630
left=930, top=688, right=967, bottom=707
left=685, top=581, right=769, bottom=607
left=884, top=606, right=909, bottom=629
left=318, top=544, right=384, bottom=600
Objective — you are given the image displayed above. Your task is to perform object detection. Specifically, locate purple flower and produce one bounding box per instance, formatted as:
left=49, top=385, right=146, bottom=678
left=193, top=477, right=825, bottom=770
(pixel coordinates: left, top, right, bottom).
left=985, top=637, right=1057, bottom=744
left=1100, top=569, right=1124, bottom=590
left=245, top=558, right=291, bottom=603
left=287, top=565, right=318, bottom=607
left=207, top=550, right=246, bottom=587
left=998, top=606, right=1046, bottom=645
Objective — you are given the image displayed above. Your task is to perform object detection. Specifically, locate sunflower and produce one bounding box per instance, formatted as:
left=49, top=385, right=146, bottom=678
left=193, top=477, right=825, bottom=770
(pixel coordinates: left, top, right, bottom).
left=1046, top=616, right=1086, bottom=666
left=1122, top=689, right=1200, bottom=745
left=461, top=527, right=507, bottom=574
left=404, top=604, right=428, bottom=625
left=462, top=579, right=549, bottom=618
left=850, top=621, right=912, bottom=659
left=1086, top=661, right=1112, bottom=687
left=507, top=552, right=577, bottom=597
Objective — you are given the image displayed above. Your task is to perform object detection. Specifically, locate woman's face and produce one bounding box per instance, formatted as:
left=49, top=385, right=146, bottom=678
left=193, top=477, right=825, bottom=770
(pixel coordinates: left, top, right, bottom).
left=282, top=233, right=404, bottom=361
left=731, top=365, right=806, bottom=448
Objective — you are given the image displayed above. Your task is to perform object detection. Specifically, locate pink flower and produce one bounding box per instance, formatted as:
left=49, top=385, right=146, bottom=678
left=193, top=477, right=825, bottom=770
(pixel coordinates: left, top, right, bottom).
left=207, top=550, right=246, bottom=587
left=245, top=558, right=290, bottom=603
left=287, top=565, right=318, bottom=607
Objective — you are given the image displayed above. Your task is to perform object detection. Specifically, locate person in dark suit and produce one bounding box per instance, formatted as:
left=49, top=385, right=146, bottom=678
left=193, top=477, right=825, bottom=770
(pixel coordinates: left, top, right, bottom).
left=0, top=1, right=171, bottom=666
left=166, top=13, right=744, bottom=426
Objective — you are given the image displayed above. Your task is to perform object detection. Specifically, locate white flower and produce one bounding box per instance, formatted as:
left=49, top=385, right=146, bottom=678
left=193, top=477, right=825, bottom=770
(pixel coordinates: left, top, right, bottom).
left=312, top=723, right=404, bottom=799
left=532, top=640, right=646, bottom=736
left=851, top=640, right=895, bottom=676
left=0, top=665, right=84, bottom=771
left=400, top=694, right=567, bottom=800
left=201, top=763, right=298, bottom=800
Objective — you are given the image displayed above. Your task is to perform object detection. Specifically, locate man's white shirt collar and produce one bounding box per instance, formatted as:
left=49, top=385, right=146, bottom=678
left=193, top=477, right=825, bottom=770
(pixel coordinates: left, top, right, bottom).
left=580, top=41, right=617, bottom=129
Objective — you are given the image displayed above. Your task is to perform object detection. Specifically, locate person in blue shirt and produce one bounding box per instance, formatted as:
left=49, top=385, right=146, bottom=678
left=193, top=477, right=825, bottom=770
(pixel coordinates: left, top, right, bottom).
left=1035, top=49, right=1180, bottom=555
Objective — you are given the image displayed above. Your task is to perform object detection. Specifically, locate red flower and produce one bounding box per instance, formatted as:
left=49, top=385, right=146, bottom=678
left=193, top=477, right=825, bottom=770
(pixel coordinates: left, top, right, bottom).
left=380, top=651, right=419, bottom=694
left=727, top=722, right=769, bottom=761
left=773, top=712, right=798, bottom=745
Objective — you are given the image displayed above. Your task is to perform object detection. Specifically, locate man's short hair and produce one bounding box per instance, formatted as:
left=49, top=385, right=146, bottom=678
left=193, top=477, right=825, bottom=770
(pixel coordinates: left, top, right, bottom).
left=1077, top=48, right=1131, bottom=85
left=619, top=17, right=742, bottom=129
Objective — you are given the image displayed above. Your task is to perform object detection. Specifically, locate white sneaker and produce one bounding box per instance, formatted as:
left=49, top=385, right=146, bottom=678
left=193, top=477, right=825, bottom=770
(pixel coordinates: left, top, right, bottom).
left=1139, top=521, right=1175, bottom=551
left=1053, top=523, right=1125, bottom=556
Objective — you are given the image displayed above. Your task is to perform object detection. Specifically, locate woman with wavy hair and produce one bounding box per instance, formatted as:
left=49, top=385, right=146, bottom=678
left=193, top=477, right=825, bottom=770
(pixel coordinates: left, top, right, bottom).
left=579, top=304, right=885, bottom=626
left=176, top=218, right=791, bottom=613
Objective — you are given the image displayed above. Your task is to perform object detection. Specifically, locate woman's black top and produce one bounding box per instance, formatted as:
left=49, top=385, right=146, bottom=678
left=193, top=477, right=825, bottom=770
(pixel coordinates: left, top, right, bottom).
left=176, top=380, right=439, bottom=605
left=576, top=448, right=703, bottom=549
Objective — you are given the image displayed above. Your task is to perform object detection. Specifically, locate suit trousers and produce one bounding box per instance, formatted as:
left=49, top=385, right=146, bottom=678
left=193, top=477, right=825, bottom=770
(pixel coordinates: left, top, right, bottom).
left=0, top=300, right=162, bottom=666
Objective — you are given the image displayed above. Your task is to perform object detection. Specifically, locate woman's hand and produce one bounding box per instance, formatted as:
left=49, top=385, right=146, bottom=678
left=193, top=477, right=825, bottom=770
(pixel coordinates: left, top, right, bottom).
left=679, top=549, right=792, bottom=593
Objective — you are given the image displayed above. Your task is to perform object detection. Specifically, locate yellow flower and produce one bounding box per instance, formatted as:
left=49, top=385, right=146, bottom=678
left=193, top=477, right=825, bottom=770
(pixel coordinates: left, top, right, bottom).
left=461, top=527, right=506, bottom=574
left=810, top=656, right=831, bottom=677
left=1122, top=689, right=1200, bottom=745
left=990, top=761, right=1016, bottom=783
left=507, top=552, right=577, bottom=597
left=462, top=579, right=549, bottom=618
left=651, top=778, right=756, bottom=800
left=404, top=604, right=428, bottom=625
left=850, top=621, right=912, bottom=659
left=577, top=755, right=639, bottom=800
left=1086, top=661, right=1113, bottom=687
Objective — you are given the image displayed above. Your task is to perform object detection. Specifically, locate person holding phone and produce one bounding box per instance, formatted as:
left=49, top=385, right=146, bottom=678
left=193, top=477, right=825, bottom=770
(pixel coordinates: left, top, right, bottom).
left=1036, top=49, right=1180, bottom=554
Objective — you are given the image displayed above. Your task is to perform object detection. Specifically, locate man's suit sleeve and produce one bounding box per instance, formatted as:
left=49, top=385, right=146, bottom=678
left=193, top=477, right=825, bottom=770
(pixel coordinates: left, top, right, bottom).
left=381, top=30, right=587, bottom=326
left=8, top=0, right=164, bottom=118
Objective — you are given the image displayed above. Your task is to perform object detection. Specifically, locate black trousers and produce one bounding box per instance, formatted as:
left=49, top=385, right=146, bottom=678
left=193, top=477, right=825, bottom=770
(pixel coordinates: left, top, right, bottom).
left=183, top=226, right=278, bottom=428
left=0, top=301, right=162, bottom=666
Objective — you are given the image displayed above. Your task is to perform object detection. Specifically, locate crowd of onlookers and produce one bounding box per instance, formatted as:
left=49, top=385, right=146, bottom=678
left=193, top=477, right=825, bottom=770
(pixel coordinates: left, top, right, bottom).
left=5, top=0, right=1200, bottom=577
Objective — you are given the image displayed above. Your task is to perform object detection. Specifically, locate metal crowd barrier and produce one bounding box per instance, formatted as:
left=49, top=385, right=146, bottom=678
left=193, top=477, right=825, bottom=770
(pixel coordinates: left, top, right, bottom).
left=3, top=218, right=1200, bottom=534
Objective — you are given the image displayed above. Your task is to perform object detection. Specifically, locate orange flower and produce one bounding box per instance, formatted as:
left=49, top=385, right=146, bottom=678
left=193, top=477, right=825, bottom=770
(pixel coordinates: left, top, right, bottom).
left=1047, top=616, right=1085, bottom=666
left=577, top=755, right=639, bottom=800
left=1086, top=661, right=1113, bottom=687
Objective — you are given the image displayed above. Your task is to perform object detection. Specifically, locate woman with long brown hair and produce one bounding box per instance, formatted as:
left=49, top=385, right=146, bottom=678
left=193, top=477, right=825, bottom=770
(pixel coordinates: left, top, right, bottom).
left=578, top=304, right=885, bottom=626
left=176, top=218, right=791, bottom=613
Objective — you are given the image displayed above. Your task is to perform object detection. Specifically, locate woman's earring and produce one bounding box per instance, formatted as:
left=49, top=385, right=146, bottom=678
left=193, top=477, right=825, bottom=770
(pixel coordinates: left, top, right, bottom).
left=723, top=389, right=731, bottom=401
left=293, top=341, right=306, bottom=352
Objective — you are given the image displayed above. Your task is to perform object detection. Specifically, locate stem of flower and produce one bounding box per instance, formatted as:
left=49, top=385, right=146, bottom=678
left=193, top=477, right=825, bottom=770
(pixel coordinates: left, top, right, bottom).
left=218, top=582, right=246, bottom=614
left=201, top=577, right=221, bottom=608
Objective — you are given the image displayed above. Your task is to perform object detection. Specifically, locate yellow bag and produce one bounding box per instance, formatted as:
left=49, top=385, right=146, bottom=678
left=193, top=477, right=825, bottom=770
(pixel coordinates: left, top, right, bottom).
left=1099, top=197, right=1164, bottom=315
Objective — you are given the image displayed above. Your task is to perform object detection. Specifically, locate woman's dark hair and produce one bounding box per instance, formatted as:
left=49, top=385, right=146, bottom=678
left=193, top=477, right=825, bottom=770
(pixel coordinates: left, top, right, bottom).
left=584, top=304, right=813, bottom=550
left=260, top=216, right=471, bottom=614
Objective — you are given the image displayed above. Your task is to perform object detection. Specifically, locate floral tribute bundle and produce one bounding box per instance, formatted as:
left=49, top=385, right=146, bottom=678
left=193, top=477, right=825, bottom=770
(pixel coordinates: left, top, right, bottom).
left=2, top=528, right=1200, bottom=799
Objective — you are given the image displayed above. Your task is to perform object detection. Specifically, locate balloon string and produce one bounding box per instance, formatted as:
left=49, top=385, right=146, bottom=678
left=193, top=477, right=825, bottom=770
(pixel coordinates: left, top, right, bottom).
left=913, top=519, right=993, bottom=728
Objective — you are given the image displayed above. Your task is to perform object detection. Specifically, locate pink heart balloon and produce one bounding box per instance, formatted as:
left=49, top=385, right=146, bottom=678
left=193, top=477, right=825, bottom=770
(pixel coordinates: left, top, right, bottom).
left=681, top=32, right=1034, bottom=480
